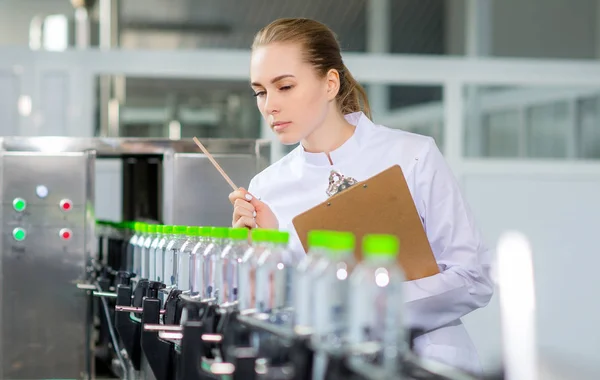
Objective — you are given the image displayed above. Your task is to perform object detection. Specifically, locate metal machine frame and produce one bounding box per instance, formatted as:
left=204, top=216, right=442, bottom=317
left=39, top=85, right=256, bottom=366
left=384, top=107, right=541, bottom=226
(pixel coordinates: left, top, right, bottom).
left=0, top=136, right=270, bottom=379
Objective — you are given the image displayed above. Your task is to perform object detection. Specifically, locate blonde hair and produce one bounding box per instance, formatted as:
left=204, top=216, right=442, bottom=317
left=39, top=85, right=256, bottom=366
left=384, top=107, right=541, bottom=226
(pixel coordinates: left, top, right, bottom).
left=252, top=18, right=371, bottom=119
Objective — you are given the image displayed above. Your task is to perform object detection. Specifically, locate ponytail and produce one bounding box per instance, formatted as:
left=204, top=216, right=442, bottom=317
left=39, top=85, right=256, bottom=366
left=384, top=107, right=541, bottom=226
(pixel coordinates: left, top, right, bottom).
left=338, top=65, right=372, bottom=120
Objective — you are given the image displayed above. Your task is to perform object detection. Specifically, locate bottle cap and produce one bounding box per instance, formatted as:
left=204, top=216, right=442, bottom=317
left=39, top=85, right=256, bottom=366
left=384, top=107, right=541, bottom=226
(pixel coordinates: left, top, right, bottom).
left=197, top=226, right=212, bottom=237
left=174, top=225, right=187, bottom=235
left=327, top=231, right=355, bottom=252
left=163, top=225, right=174, bottom=235
left=147, top=224, right=158, bottom=234
left=271, top=231, right=289, bottom=245
left=251, top=228, right=270, bottom=243
left=362, top=234, right=399, bottom=259
left=211, top=227, right=229, bottom=239
left=308, top=230, right=329, bottom=249
left=187, top=226, right=199, bottom=236
left=229, top=227, right=249, bottom=241
left=138, top=223, right=148, bottom=234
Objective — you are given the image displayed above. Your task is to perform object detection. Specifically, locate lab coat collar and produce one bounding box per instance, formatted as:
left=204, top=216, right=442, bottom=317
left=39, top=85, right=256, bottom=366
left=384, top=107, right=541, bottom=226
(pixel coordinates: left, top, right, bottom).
left=300, top=111, right=371, bottom=166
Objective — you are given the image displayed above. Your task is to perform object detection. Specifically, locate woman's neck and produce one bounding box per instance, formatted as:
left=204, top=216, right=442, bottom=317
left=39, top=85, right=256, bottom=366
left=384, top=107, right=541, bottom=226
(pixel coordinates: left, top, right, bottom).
left=301, top=111, right=355, bottom=157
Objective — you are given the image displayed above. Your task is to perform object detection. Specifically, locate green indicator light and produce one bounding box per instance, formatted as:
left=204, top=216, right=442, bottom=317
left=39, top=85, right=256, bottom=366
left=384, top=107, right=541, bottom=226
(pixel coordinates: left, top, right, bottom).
left=13, top=198, right=26, bottom=212
left=13, top=228, right=26, bottom=241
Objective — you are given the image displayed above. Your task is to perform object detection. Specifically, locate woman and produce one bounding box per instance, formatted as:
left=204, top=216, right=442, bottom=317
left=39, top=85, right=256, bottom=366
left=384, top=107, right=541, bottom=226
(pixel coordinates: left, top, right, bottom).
left=229, top=18, right=493, bottom=374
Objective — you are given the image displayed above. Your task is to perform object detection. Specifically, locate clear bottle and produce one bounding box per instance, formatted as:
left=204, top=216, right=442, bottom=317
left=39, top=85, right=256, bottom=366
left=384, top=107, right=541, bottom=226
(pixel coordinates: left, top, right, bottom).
left=132, top=223, right=147, bottom=281
left=141, top=224, right=156, bottom=280
left=203, top=227, right=229, bottom=301
left=255, top=230, right=295, bottom=315
left=312, top=231, right=356, bottom=347
left=127, top=222, right=141, bottom=275
left=190, top=226, right=212, bottom=297
left=220, top=227, right=250, bottom=303
left=293, top=230, right=330, bottom=329
left=238, top=228, right=272, bottom=312
left=177, top=226, right=199, bottom=292
left=348, top=234, right=405, bottom=372
left=155, top=226, right=173, bottom=284
left=164, top=225, right=188, bottom=288
left=119, top=222, right=135, bottom=272
left=148, top=225, right=163, bottom=281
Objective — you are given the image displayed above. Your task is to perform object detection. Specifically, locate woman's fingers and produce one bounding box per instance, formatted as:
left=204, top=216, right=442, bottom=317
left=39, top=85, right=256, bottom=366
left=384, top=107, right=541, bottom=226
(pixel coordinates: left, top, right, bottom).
left=233, top=216, right=257, bottom=229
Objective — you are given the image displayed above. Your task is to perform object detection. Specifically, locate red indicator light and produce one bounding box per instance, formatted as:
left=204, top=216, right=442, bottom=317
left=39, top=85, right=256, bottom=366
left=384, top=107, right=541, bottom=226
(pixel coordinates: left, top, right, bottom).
left=59, top=228, right=72, bottom=240
left=60, top=199, right=72, bottom=211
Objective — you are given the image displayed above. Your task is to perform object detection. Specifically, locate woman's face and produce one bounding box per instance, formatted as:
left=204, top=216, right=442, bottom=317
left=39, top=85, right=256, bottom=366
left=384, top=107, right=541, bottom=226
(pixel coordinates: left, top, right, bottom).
left=250, top=42, right=335, bottom=145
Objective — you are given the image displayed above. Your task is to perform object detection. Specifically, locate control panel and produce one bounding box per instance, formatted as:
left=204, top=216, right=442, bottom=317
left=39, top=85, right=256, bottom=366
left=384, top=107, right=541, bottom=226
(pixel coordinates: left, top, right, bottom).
left=0, top=151, right=92, bottom=378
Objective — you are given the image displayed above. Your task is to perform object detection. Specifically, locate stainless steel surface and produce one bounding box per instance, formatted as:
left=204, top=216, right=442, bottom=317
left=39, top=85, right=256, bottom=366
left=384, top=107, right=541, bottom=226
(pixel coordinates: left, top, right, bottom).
left=0, top=136, right=270, bottom=379
left=143, top=324, right=182, bottom=332
left=115, top=306, right=166, bottom=314
left=93, top=291, right=118, bottom=298
left=168, top=152, right=266, bottom=226
left=0, top=136, right=271, bottom=156
left=0, top=152, right=92, bottom=379
left=158, top=331, right=183, bottom=341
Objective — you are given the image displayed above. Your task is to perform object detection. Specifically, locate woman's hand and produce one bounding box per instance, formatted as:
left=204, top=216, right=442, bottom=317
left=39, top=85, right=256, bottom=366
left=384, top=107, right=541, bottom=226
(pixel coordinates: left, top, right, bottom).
left=229, top=188, right=279, bottom=230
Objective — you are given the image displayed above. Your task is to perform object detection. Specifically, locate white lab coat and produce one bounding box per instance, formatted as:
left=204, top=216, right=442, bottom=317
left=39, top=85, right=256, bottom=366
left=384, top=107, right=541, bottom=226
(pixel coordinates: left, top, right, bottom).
left=248, top=112, right=494, bottom=374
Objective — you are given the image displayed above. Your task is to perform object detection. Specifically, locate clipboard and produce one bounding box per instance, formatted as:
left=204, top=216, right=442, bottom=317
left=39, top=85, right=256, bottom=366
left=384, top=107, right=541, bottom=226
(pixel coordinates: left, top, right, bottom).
left=292, top=164, right=439, bottom=281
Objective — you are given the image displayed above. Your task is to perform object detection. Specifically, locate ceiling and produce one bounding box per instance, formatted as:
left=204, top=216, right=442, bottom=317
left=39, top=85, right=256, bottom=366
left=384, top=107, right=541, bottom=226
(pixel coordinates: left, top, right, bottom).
left=119, top=0, right=368, bottom=51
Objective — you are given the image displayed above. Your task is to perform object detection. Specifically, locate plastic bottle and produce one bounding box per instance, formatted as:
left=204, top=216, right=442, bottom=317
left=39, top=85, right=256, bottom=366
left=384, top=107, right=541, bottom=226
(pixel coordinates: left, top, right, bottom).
left=141, top=224, right=156, bottom=280
left=164, top=225, right=188, bottom=288
left=238, top=228, right=272, bottom=312
left=132, top=223, right=147, bottom=281
left=203, top=227, right=229, bottom=301
left=148, top=225, right=163, bottom=281
left=312, top=231, right=356, bottom=347
left=117, top=222, right=136, bottom=272
left=347, top=234, right=405, bottom=372
left=220, top=227, right=250, bottom=303
left=155, top=226, right=173, bottom=284
left=190, top=226, right=212, bottom=297
left=255, top=230, right=295, bottom=315
left=177, top=226, right=200, bottom=292
left=127, top=222, right=141, bottom=276
left=293, top=230, right=330, bottom=329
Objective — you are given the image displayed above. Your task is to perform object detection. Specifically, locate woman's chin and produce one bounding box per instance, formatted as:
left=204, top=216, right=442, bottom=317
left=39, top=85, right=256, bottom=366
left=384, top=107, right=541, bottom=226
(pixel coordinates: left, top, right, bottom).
left=276, top=132, right=301, bottom=146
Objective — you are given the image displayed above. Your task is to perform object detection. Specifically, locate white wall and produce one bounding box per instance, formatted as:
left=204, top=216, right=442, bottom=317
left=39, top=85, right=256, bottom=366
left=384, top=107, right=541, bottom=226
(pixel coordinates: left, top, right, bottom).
left=0, top=0, right=74, bottom=47
left=446, top=0, right=600, bottom=59
left=460, top=170, right=600, bottom=376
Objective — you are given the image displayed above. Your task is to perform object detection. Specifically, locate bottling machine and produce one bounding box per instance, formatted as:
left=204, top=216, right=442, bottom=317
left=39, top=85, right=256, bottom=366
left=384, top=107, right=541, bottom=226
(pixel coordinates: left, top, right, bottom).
left=0, top=136, right=504, bottom=380
left=0, top=137, right=269, bottom=380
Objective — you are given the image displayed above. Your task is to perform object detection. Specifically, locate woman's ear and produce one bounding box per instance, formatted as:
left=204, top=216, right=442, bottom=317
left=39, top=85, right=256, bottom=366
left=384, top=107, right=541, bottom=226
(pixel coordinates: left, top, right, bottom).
left=325, top=69, right=341, bottom=101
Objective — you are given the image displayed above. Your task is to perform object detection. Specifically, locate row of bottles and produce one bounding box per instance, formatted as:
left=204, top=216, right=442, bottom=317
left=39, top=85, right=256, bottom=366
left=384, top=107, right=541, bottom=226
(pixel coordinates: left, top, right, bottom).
left=111, top=222, right=296, bottom=308
left=96, top=220, right=406, bottom=372
left=296, top=230, right=406, bottom=373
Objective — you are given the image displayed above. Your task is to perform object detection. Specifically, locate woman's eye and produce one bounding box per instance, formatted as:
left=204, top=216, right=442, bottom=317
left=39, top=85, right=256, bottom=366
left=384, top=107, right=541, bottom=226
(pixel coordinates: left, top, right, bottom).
left=253, top=90, right=266, bottom=97
left=280, top=86, right=292, bottom=91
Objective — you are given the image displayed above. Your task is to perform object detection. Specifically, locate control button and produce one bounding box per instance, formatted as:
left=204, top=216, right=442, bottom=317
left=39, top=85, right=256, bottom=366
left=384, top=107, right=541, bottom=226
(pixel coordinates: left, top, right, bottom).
left=13, top=227, right=26, bottom=241
left=59, top=228, right=72, bottom=240
left=59, top=199, right=72, bottom=211
left=13, top=198, right=26, bottom=212
left=36, top=185, right=49, bottom=198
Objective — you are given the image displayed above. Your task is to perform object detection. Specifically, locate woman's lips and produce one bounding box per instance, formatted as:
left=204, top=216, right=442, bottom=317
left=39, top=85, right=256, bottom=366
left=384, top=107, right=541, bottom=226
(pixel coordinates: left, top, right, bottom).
left=272, top=122, right=291, bottom=132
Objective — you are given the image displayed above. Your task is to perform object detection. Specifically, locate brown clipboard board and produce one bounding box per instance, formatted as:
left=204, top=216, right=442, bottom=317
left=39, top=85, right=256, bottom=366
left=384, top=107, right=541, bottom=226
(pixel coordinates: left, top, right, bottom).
left=292, top=165, right=439, bottom=281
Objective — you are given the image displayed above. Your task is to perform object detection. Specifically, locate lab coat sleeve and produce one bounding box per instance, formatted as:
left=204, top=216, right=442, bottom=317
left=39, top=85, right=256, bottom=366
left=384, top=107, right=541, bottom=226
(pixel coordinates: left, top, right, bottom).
left=403, top=138, right=494, bottom=332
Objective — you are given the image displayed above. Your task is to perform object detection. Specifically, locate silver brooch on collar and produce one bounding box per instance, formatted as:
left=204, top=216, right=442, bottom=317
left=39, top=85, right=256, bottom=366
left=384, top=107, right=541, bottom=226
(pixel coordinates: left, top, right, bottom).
left=326, top=170, right=358, bottom=197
